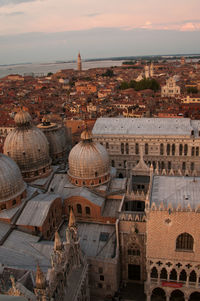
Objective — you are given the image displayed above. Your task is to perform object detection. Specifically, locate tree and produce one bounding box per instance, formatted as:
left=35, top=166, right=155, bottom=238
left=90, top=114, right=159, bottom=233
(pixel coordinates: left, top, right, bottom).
left=102, top=69, right=114, bottom=77
left=119, top=81, right=129, bottom=90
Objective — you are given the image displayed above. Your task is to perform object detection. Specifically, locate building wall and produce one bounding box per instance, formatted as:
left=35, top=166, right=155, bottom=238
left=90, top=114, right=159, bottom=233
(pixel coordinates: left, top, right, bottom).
left=119, top=220, right=146, bottom=284
left=93, top=137, right=200, bottom=176
left=145, top=209, right=200, bottom=300
left=17, top=197, right=62, bottom=239
left=65, top=196, right=116, bottom=224
left=88, top=256, right=119, bottom=298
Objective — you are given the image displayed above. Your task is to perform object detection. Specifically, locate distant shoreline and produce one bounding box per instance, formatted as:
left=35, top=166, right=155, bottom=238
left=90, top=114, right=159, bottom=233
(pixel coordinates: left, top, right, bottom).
left=1, top=53, right=200, bottom=67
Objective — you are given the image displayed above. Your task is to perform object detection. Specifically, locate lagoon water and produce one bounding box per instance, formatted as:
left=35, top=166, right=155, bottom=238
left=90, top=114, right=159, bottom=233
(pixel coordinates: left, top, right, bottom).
left=0, top=60, right=124, bottom=78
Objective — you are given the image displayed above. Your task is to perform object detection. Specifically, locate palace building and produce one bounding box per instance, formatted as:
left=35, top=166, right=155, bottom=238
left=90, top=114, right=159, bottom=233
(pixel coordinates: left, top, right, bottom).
left=92, top=117, right=200, bottom=178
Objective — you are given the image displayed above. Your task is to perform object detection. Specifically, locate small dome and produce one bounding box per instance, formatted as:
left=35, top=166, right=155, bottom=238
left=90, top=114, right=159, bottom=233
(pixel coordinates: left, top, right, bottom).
left=68, top=131, right=110, bottom=187
left=0, top=154, right=26, bottom=202
left=4, top=112, right=52, bottom=181
left=14, top=110, right=32, bottom=127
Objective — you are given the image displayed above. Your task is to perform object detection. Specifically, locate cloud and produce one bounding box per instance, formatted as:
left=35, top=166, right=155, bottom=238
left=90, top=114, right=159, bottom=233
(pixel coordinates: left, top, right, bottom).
left=6, top=11, right=24, bottom=15
left=83, top=12, right=102, bottom=18
left=0, top=0, right=35, bottom=6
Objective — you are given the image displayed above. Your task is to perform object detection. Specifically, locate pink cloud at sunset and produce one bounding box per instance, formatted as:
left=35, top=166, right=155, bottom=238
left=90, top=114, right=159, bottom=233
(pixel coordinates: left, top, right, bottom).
left=0, top=0, right=200, bottom=35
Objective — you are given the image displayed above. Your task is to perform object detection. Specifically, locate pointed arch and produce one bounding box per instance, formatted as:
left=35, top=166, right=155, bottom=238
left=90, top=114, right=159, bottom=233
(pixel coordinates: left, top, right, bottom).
left=170, top=269, right=177, bottom=281
left=160, top=268, right=167, bottom=280
left=179, top=269, right=187, bottom=282
left=176, top=233, right=194, bottom=251
left=189, top=270, right=197, bottom=283
left=151, top=267, right=158, bottom=279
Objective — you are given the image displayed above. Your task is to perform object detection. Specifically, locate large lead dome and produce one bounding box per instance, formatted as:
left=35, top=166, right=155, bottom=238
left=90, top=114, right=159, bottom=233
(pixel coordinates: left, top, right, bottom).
left=68, top=130, right=110, bottom=187
left=0, top=154, right=26, bottom=205
left=3, top=110, right=52, bottom=182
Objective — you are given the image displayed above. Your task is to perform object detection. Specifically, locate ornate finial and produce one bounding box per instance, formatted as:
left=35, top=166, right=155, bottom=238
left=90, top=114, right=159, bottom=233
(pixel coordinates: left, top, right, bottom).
left=68, top=208, right=76, bottom=228
left=14, top=108, right=32, bottom=127
left=66, top=227, right=71, bottom=244
left=36, top=264, right=46, bottom=289
left=81, top=122, right=93, bottom=141
left=10, top=274, right=16, bottom=290
left=42, top=115, right=51, bottom=126
left=54, top=231, right=62, bottom=251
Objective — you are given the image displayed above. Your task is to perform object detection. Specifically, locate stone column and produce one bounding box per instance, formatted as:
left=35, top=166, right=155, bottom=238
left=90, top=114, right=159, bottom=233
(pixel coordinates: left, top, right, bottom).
left=166, top=294, right=170, bottom=301
left=146, top=294, right=151, bottom=301
left=186, top=275, right=189, bottom=287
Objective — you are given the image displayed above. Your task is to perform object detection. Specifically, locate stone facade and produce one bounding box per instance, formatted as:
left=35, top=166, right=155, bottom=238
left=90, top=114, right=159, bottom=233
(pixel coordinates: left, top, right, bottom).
left=161, top=77, right=181, bottom=97
left=145, top=205, right=200, bottom=301
left=92, top=118, right=200, bottom=178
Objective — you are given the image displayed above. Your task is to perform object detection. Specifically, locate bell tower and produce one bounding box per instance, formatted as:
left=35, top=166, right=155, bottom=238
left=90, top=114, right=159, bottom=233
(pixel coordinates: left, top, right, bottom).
left=77, top=52, right=82, bottom=71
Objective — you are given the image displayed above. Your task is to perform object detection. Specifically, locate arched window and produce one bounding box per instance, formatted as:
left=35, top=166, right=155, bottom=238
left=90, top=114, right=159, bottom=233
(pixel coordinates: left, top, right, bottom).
left=77, top=204, right=82, bottom=214
left=1, top=204, right=6, bottom=211
left=127, top=244, right=140, bottom=256
left=182, top=162, right=186, bottom=171
left=189, top=270, right=197, bottom=283
left=161, top=161, right=165, bottom=170
left=145, top=143, right=148, bottom=155
left=160, top=268, right=167, bottom=280
left=168, top=161, right=171, bottom=170
left=196, top=147, right=199, bottom=156
left=179, top=269, right=187, bottom=282
left=121, top=143, right=124, bottom=154
left=170, top=269, right=177, bottom=281
left=191, top=147, right=195, bottom=156
left=176, top=233, right=194, bottom=251
left=167, top=144, right=170, bottom=155
left=172, top=144, right=175, bottom=155
left=111, top=160, right=115, bottom=167
left=135, top=143, right=139, bottom=155
left=85, top=206, right=91, bottom=215
left=151, top=267, right=158, bottom=279
left=126, top=143, right=129, bottom=154
left=184, top=144, right=188, bottom=156
left=191, top=162, right=194, bottom=171
left=179, top=144, right=183, bottom=155
left=106, top=142, right=109, bottom=149
left=160, top=143, right=164, bottom=155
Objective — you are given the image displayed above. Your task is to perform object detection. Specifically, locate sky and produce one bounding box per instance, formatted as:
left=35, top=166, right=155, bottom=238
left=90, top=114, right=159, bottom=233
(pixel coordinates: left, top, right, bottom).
left=0, top=0, right=200, bottom=64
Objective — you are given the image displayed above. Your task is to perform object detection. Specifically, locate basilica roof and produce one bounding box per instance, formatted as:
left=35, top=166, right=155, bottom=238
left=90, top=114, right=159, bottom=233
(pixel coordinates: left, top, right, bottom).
left=0, top=154, right=26, bottom=202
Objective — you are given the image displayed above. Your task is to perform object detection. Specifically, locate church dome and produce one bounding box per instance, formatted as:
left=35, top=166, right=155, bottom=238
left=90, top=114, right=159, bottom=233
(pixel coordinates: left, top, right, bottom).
left=68, top=130, right=110, bottom=187
left=37, top=117, right=68, bottom=164
left=0, top=154, right=26, bottom=203
left=4, top=110, right=52, bottom=182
